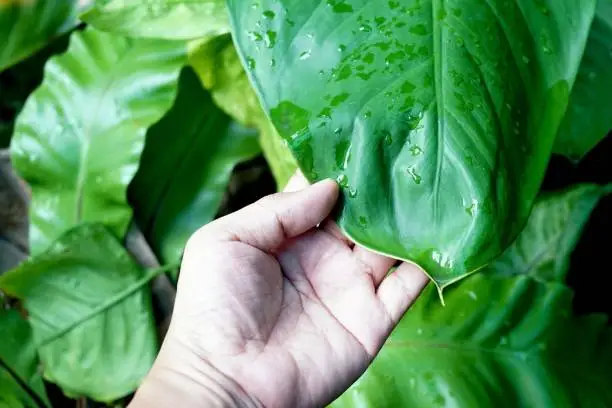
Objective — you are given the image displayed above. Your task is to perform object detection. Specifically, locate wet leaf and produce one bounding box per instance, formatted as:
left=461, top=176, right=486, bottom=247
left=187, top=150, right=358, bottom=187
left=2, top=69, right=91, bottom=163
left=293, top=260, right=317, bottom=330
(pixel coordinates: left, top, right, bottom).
left=228, top=0, right=597, bottom=289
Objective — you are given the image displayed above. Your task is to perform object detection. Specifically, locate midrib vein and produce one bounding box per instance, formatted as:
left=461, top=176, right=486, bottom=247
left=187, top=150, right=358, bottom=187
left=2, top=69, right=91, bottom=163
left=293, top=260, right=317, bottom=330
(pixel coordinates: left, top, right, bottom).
left=431, top=0, right=445, bottom=227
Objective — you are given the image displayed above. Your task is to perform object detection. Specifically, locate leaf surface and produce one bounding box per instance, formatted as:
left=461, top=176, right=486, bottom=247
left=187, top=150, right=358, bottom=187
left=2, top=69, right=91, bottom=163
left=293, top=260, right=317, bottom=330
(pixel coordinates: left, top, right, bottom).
left=331, top=184, right=612, bottom=407
left=0, top=224, right=160, bottom=402
left=0, top=0, right=80, bottom=71
left=228, top=0, right=597, bottom=288
left=189, top=35, right=297, bottom=189
left=555, top=0, right=612, bottom=160
left=0, top=309, right=49, bottom=408
left=81, top=0, right=230, bottom=40
left=10, top=27, right=185, bottom=254
left=129, top=67, right=260, bottom=264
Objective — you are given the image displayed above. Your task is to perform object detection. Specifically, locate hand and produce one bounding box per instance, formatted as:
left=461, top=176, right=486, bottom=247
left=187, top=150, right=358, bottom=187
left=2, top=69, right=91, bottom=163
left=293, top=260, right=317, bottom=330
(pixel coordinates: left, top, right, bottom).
left=131, top=173, right=428, bottom=408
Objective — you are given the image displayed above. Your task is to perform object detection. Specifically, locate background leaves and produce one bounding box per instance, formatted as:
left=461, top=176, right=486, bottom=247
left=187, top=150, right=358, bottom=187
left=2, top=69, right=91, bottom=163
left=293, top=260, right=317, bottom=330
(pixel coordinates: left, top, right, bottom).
left=81, top=0, right=230, bottom=40
left=554, top=0, right=612, bottom=161
left=129, top=67, right=261, bottom=265
left=0, top=224, right=161, bottom=403
left=0, top=0, right=82, bottom=71
left=10, top=27, right=185, bottom=254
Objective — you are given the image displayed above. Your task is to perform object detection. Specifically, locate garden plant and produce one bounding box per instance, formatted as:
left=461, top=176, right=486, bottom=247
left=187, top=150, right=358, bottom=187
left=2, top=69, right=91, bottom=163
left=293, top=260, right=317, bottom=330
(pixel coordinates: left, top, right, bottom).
left=0, top=0, right=612, bottom=406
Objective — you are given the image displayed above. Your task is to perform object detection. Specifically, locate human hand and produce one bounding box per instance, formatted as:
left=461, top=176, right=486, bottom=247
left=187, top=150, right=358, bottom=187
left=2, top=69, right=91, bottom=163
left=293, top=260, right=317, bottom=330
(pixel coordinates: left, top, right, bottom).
left=131, top=173, right=429, bottom=408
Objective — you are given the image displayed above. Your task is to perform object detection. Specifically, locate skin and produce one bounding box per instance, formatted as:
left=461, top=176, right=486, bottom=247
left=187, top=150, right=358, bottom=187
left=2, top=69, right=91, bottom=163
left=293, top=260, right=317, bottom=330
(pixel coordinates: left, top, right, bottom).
left=130, top=173, right=429, bottom=408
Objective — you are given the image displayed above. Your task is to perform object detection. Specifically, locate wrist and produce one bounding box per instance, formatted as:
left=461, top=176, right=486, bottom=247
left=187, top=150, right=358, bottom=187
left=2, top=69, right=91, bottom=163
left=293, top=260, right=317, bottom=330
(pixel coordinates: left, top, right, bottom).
left=130, top=334, right=261, bottom=408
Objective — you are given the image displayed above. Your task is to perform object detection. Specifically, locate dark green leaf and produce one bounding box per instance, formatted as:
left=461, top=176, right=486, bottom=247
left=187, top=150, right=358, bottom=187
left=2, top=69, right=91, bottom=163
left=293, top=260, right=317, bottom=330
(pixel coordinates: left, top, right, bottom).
left=189, top=35, right=297, bottom=189
left=228, top=0, right=597, bottom=289
left=81, top=0, right=230, bottom=40
left=129, top=67, right=261, bottom=265
left=0, top=224, right=161, bottom=402
left=331, top=184, right=612, bottom=407
left=332, top=275, right=612, bottom=407
left=0, top=309, right=49, bottom=408
left=0, top=0, right=81, bottom=71
left=555, top=0, right=612, bottom=160
left=491, top=184, right=612, bottom=283
left=10, top=27, right=185, bottom=255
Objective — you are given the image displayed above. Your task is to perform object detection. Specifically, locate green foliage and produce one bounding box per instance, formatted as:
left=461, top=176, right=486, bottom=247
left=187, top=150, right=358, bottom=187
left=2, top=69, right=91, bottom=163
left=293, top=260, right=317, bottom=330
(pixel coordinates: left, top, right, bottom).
left=555, top=0, right=612, bottom=160
left=0, top=0, right=81, bottom=71
left=10, top=27, right=185, bottom=255
left=0, top=224, right=162, bottom=403
left=189, top=34, right=298, bottom=189
left=227, top=0, right=597, bottom=289
left=0, top=309, right=50, bottom=408
left=130, top=67, right=261, bottom=265
left=331, top=185, right=612, bottom=408
left=0, top=1, right=611, bottom=406
left=81, top=0, right=230, bottom=40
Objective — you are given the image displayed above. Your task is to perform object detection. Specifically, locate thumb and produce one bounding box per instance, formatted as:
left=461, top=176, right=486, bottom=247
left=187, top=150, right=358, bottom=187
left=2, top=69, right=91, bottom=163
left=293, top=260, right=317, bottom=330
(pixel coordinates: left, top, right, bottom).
left=195, top=179, right=339, bottom=252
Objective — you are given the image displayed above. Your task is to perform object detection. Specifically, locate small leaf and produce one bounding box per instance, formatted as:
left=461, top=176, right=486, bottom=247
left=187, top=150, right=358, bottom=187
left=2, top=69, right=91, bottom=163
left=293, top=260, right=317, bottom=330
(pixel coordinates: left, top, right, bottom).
left=189, top=35, right=297, bottom=189
left=129, top=67, right=261, bottom=265
left=228, top=0, right=597, bottom=288
left=491, top=184, right=612, bottom=283
left=0, top=224, right=162, bottom=402
left=0, top=0, right=81, bottom=71
left=555, top=0, right=612, bottom=160
left=0, top=308, right=50, bottom=407
left=10, top=27, right=186, bottom=254
left=81, top=0, right=230, bottom=40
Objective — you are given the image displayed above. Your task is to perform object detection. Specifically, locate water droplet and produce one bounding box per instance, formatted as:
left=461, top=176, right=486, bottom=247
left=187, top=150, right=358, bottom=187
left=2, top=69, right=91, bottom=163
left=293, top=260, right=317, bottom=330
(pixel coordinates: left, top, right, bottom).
left=348, top=187, right=358, bottom=198
left=409, top=145, right=423, bottom=156
left=382, top=131, right=393, bottom=145
left=388, top=0, right=400, bottom=9
left=338, top=44, right=347, bottom=52
left=499, top=336, right=508, bottom=345
left=330, top=92, right=350, bottom=107
left=409, top=24, right=428, bottom=36
left=247, top=31, right=263, bottom=41
left=416, top=328, right=423, bottom=335
left=299, top=50, right=312, bottom=60
left=317, top=107, right=332, bottom=120
left=465, top=199, right=479, bottom=217
left=334, top=127, right=343, bottom=136
left=467, top=290, right=478, bottom=300
left=588, top=71, right=597, bottom=81
left=358, top=216, right=368, bottom=226
left=326, top=0, right=354, bottom=13
left=264, top=30, right=277, bottom=48
left=363, top=110, right=372, bottom=119
left=336, top=173, right=349, bottom=188
left=269, top=58, right=276, bottom=67
left=286, top=18, right=295, bottom=26
left=522, top=55, right=530, bottom=64
left=406, top=166, right=421, bottom=184
left=246, top=57, right=256, bottom=70
left=263, top=9, right=275, bottom=19
left=359, top=24, right=372, bottom=33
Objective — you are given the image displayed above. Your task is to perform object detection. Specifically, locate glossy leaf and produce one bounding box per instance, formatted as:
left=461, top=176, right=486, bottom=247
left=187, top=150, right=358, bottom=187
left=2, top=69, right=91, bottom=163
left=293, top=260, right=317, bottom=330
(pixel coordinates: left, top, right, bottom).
left=555, top=0, right=612, bottom=160
left=228, top=0, right=597, bottom=288
left=129, top=67, right=260, bottom=264
left=0, top=224, right=161, bottom=402
left=0, top=0, right=81, bottom=71
left=189, top=35, right=297, bottom=189
left=0, top=309, right=49, bottom=408
left=331, top=184, right=612, bottom=407
left=81, top=0, right=230, bottom=40
left=332, top=275, right=612, bottom=407
left=491, top=184, right=612, bottom=283
left=10, top=27, right=185, bottom=255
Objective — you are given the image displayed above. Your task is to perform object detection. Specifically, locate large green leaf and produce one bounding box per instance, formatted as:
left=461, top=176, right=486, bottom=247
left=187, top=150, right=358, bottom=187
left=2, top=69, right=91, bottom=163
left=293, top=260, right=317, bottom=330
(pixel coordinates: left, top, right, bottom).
left=554, top=0, right=612, bottom=160
left=490, top=184, right=612, bottom=283
left=0, top=224, right=163, bottom=402
left=0, top=309, right=49, bottom=408
left=10, top=27, right=185, bottom=255
left=129, top=67, right=260, bottom=265
left=331, top=184, right=612, bottom=407
left=228, top=0, right=597, bottom=288
left=189, top=35, right=297, bottom=189
left=81, top=0, right=230, bottom=40
left=0, top=0, right=81, bottom=72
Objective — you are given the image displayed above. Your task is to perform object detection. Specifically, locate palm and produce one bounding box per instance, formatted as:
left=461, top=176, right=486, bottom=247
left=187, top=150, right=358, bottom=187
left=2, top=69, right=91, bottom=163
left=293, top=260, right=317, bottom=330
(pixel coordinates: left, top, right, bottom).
left=170, top=178, right=426, bottom=408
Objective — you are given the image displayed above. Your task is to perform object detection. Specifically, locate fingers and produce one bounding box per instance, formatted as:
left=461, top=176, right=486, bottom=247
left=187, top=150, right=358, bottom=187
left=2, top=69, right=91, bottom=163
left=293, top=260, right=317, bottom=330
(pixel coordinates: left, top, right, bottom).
left=353, top=246, right=397, bottom=285
left=198, top=178, right=339, bottom=252
left=376, top=263, right=429, bottom=324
